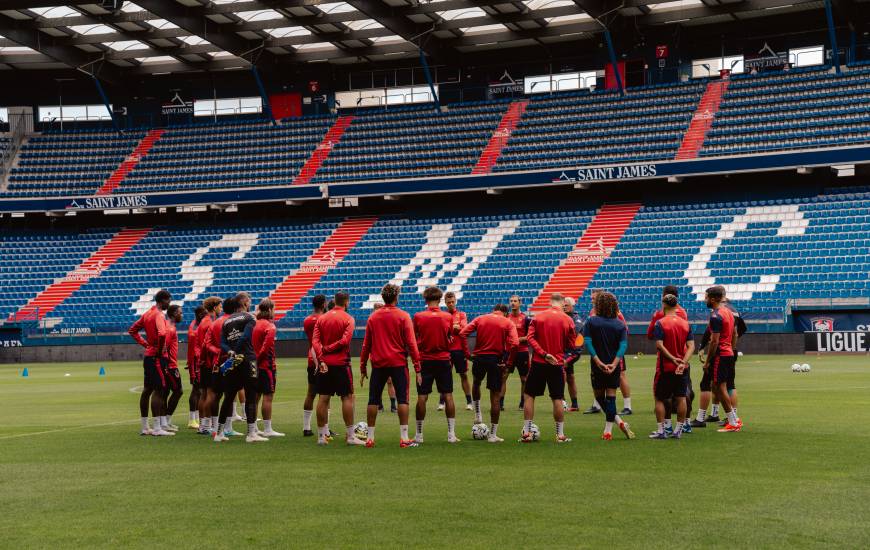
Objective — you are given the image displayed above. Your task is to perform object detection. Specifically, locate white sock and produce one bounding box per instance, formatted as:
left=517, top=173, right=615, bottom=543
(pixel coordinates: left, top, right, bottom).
left=225, top=418, right=234, bottom=434
left=674, top=421, right=683, bottom=435
left=400, top=425, right=409, bottom=440
left=447, top=418, right=455, bottom=437
left=491, top=423, right=498, bottom=437
left=233, top=403, right=239, bottom=417
left=189, top=411, right=196, bottom=421
left=163, top=415, right=170, bottom=427
left=604, top=421, right=613, bottom=435
left=523, top=419, right=533, bottom=433
left=303, top=409, right=313, bottom=431
left=248, top=422, right=258, bottom=436
left=239, top=402, right=246, bottom=420
left=264, top=420, right=272, bottom=432
left=556, top=422, right=564, bottom=436
left=367, top=425, right=376, bottom=441
left=664, top=418, right=672, bottom=429
left=211, top=416, right=218, bottom=431
left=711, top=404, right=720, bottom=417
left=473, top=400, right=482, bottom=423
left=623, top=397, right=632, bottom=410
left=696, top=409, right=707, bottom=422
left=141, top=417, right=149, bottom=431
left=732, top=407, right=738, bottom=417
left=415, top=420, right=423, bottom=437
left=656, top=422, right=664, bottom=433
left=615, top=414, right=624, bottom=426
left=343, top=424, right=353, bottom=440
left=194, top=411, right=199, bottom=421
left=727, top=410, right=738, bottom=425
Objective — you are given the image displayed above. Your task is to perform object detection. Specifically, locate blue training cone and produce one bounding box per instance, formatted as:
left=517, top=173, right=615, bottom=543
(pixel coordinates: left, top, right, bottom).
left=98, top=366, right=106, bottom=376
left=21, top=367, right=28, bottom=377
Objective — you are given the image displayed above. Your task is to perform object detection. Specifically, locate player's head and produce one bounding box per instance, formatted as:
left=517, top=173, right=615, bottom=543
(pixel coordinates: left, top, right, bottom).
left=493, top=303, right=508, bottom=316
left=334, top=291, right=349, bottom=308
left=662, top=285, right=679, bottom=298
left=589, top=288, right=602, bottom=304
left=222, top=296, right=238, bottom=316
left=550, top=293, right=565, bottom=310
left=423, top=286, right=443, bottom=306
left=154, top=289, right=171, bottom=310
left=444, top=291, right=457, bottom=311
left=662, top=293, right=679, bottom=312
left=312, top=294, right=327, bottom=313
left=202, top=296, right=221, bottom=316
left=235, top=292, right=251, bottom=312
left=327, top=299, right=335, bottom=311
left=593, top=291, right=619, bottom=319
left=194, top=305, right=207, bottom=323
left=167, top=304, right=182, bottom=323
left=705, top=285, right=726, bottom=308
left=562, top=296, right=574, bottom=313
left=509, top=295, right=521, bottom=312
left=257, top=298, right=274, bottom=320
left=381, top=283, right=400, bottom=305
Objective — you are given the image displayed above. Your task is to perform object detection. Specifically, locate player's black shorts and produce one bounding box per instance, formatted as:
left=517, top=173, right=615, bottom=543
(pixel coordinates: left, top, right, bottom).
left=564, top=352, right=580, bottom=375
left=368, top=366, right=409, bottom=406
left=525, top=362, right=565, bottom=400
left=507, top=351, right=529, bottom=377
left=258, top=368, right=276, bottom=395
left=450, top=350, right=468, bottom=374
left=684, top=365, right=694, bottom=403
left=166, top=366, right=182, bottom=393
left=221, top=358, right=257, bottom=396
left=307, top=362, right=317, bottom=386
left=471, top=354, right=503, bottom=391
left=143, top=356, right=166, bottom=390
left=712, top=355, right=736, bottom=386
left=654, top=370, right=687, bottom=401
left=590, top=362, right=621, bottom=390
left=315, top=363, right=353, bottom=397
left=418, top=360, right=452, bottom=395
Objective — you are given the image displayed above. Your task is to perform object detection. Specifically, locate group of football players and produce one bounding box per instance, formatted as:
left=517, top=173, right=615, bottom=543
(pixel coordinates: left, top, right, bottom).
left=130, top=281, right=744, bottom=445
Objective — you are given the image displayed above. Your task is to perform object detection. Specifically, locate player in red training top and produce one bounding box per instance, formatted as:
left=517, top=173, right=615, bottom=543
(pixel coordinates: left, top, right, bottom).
left=585, top=289, right=632, bottom=416
left=360, top=284, right=421, bottom=448
left=413, top=286, right=459, bottom=444
left=186, top=305, right=206, bottom=429
left=128, top=289, right=171, bottom=437
left=703, top=286, right=742, bottom=432
left=253, top=298, right=283, bottom=438
left=650, top=294, right=694, bottom=440
left=203, top=297, right=234, bottom=436
left=646, top=285, right=691, bottom=435
left=503, top=295, right=531, bottom=411
left=160, top=305, right=184, bottom=433
left=195, top=296, right=221, bottom=435
left=459, top=303, right=519, bottom=443
left=442, top=292, right=472, bottom=411
left=311, top=291, right=363, bottom=446
left=523, top=293, right=576, bottom=443
left=302, top=294, right=327, bottom=437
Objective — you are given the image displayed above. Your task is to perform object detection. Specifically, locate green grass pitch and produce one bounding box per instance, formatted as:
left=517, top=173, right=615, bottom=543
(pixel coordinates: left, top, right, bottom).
left=1, top=354, right=868, bottom=549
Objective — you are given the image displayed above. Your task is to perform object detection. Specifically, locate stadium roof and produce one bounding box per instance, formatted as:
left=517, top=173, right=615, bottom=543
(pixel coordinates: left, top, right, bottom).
left=0, top=0, right=857, bottom=83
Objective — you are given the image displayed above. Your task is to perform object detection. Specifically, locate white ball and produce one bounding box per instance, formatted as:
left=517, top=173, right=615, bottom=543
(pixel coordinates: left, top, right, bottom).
left=353, top=421, right=368, bottom=441
left=529, top=423, right=540, bottom=441
left=801, top=364, right=811, bottom=372
left=562, top=400, right=569, bottom=411
left=791, top=364, right=801, bottom=372
left=64, top=373, right=71, bottom=377
left=471, top=423, right=490, bottom=440
left=737, top=351, right=744, bottom=357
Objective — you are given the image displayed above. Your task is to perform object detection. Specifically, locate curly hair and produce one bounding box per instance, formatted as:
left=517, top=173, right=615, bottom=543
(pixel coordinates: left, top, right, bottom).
left=593, top=291, right=619, bottom=319
left=422, top=286, right=443, bottom=304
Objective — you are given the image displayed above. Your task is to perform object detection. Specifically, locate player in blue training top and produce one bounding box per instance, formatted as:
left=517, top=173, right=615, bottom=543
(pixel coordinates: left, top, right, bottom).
left=582, top=291, right=635, bottom=440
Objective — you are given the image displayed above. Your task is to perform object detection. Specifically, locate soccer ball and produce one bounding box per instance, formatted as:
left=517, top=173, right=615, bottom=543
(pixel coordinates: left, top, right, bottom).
left=791, top=363, right=801, bottom=373
left=471, top=423, right=490, bottom=440
left=801, top=363, right=811, bottom=372
left=737, top=351, right=744, bottom=357
left=353, top=421, right=368, bottom=441
left=562, top=400, right=569, bottom=411
left=528, top=423, right=540, bottom=441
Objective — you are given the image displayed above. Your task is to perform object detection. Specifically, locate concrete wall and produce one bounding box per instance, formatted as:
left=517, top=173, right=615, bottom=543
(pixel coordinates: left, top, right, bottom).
left=1, top=333, right=808, bottom=364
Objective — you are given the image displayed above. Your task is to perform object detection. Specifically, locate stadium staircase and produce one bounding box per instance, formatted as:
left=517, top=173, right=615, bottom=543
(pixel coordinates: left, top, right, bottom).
left=11, top=227, right=151, bottom=320
left=292, top=116, right=354, bottom=185
left=530, top=203, right=641, bottom=311
left=270, top=217, right=377, bottom=320
left=95, top=129, right=164, bottom=195
left=471, top=100, right=528, bottom=174
left=674, top=80, right=730, bottom=160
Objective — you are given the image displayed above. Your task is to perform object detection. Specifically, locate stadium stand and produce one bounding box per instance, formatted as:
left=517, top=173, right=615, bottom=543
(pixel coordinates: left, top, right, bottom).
left=2, top=189, right=868, bottom=334
left=701, top=66, right=870, bottom=156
